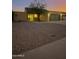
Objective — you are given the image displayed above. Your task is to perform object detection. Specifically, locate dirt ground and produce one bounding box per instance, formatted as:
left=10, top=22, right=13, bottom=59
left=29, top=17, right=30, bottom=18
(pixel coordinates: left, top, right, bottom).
left=12, top=22, right=66, bottom=55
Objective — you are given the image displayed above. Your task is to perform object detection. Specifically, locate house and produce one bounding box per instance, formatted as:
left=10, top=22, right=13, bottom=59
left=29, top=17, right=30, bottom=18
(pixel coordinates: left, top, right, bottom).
left=12, top=8, right=66, bottom=22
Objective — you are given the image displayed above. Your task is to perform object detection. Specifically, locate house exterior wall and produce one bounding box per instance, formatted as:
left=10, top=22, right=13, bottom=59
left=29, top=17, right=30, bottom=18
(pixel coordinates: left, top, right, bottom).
left=48, top=11, right=66, bottom=21
left=12, top=11, right=66, bottom=22
left=40, top=14, right=48, bottom=22
left=13, top=12, right=26, bottom=22
left=49, top=14, right=60, bottom=21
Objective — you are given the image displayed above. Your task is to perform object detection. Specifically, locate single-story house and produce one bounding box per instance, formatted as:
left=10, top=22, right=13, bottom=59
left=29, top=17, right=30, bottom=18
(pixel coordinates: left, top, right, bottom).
left=12, top=8, right=66, bottom=22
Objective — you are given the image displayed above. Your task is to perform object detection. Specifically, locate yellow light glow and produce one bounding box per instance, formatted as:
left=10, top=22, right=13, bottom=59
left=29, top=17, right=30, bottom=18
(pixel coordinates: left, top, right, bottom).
left=60, top=13, right=63, bottom=20
left=28, top=14, right=34, bottom=21
left=48, top=13, right=50, bottom=22
left=60, top=14, right=62, bottom=17
left=28, top=15, right=30, bottom=18
left=34, top=14, right=38, bottom=18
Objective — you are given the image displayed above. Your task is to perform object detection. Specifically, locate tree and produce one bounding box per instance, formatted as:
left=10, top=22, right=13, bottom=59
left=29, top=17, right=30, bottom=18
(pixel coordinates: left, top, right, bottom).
left=12, top=11, right=14, bottom=22
left=27, top=0, right=48, bottom=21
left=12, top=11, right=17, bottom=22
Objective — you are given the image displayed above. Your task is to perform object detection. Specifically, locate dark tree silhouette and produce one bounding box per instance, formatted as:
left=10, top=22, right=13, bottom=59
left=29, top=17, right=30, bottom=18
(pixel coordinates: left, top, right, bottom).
left=12, top=11, right=14, bottom=22
left=26, top=0, right=48, bottom=21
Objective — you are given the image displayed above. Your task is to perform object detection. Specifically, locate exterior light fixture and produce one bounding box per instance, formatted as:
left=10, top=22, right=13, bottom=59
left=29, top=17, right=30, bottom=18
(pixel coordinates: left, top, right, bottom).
left=28, top=14, right=34, bottom=21
left=34, top=14, right=38, bottom=18
left=28, top=14, right=30, bottom=18
left=60, top=13, right=62, bottom=20
left=48, top=13, right=50, bottom=22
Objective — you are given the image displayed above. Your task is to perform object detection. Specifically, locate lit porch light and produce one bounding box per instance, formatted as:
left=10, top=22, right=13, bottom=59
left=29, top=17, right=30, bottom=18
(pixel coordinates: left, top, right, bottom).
left=48, top=13, right=50, bottom=22
left=60, top=13, right=63, bottom=20
left=28, top=14, right=34, bottom=21
left=28, top=15, right=30, bottom=18
left=34, top=14, right=38, bottom=18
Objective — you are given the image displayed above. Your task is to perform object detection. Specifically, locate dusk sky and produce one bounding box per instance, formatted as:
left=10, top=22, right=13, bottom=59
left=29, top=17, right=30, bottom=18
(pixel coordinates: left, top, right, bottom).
left=12, top=0, right=66, bottom=12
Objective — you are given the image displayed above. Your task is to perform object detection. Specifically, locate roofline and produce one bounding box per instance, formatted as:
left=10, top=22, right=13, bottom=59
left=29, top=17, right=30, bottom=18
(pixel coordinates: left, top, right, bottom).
left=12, top=11, right=25, bottom=13
left=48, top=11, right=66, bottom=13
left=13, top=11, right=66, bottom=13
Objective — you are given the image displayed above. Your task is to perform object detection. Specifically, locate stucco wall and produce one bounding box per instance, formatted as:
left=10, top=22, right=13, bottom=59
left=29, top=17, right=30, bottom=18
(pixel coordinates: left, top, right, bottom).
left=40, top=14, right=48, bottom=22
left=13, top=12, right=26, bottom=21
left=12, top=11, right=66, bottom=22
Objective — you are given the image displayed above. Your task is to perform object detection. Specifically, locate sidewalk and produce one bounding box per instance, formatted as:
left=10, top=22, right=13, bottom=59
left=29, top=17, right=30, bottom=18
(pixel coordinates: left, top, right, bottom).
left=13, top=38, right=66, bottom=59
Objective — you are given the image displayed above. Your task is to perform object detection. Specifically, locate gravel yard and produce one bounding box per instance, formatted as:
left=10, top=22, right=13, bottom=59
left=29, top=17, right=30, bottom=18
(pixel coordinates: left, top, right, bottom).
left=12, top=22, right=66, bottom=55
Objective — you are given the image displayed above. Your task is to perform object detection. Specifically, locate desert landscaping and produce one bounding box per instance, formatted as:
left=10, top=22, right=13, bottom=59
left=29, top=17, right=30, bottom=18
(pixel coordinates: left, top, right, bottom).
left=12, top=21, right=66, bottom=59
